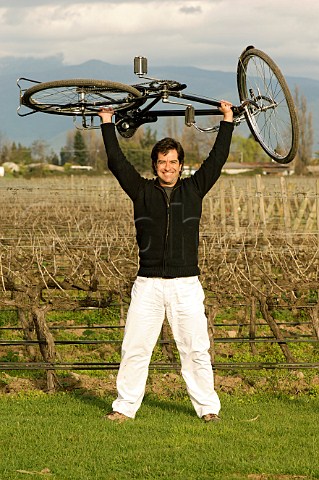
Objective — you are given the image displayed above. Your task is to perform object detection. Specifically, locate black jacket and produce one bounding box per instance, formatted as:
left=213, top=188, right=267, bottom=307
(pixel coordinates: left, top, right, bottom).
left=101, top=121, right=234, bottom=278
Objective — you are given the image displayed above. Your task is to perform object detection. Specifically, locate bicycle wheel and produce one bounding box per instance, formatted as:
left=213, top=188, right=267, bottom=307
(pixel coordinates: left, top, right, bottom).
left=21, top=79, right=144, bottom=116
left=237, top=47, right=299, bottom=164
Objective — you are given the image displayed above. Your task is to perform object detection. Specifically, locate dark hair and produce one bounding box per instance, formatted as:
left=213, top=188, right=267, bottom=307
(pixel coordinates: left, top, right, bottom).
left=151, top=137, right=184, bottom=176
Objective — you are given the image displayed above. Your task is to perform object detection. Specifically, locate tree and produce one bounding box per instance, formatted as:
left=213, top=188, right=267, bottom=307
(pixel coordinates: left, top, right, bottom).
left=49, top=151, right=60, bottom=166
left=293, top=86, right=313, bottom=175
left=0, top=143, right=10, bottom=164
left=1, top=142, right=33, bottom=164
left=31, top=139, right=49, bottom=163
left=84, top=129, right=108, bottom=173
left=73, top=130, right=88, bottom=166
left=140, top=126, right=157, bottom=149
left=118, top=126, right=157, bottom=173
left=230, top=134, right=268, bottom=163
left=180, top=124, right=201, bottom=167
left=60, top=131, right=74, bottom=166
left=164, top=117, right=180, bottom=139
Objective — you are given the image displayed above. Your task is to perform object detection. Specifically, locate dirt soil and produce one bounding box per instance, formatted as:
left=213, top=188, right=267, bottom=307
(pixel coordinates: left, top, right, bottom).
left=1, top=370, right=319, bottom=398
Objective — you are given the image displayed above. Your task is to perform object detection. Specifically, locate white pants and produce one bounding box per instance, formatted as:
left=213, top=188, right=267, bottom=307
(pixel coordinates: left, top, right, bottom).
left=112, top=276, right=220, bottom=418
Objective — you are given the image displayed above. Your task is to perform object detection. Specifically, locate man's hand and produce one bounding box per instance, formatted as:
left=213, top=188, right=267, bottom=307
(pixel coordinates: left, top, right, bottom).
left=98, top=107, right=115, bottom=124
left=219, top=100, right=233, bottom=123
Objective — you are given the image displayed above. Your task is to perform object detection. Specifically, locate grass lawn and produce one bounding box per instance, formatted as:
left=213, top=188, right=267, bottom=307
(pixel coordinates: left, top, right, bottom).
left=0, top=388, right=318, bottom=480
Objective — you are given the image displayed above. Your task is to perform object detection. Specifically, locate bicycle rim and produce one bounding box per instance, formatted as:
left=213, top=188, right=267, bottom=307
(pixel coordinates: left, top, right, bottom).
left=237, top=48, right=299, bottom=164
left=22, top=79, right=144, bottom=116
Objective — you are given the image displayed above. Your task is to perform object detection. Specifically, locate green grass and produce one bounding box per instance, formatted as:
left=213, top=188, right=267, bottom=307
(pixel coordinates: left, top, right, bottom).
left=0, top=391, right=318, bottom=480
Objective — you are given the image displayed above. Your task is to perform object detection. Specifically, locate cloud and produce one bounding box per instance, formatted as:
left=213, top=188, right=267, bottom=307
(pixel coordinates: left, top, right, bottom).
left=0, top=0, right=318, bottom=80
left=179, top=5, right=202, bottom=14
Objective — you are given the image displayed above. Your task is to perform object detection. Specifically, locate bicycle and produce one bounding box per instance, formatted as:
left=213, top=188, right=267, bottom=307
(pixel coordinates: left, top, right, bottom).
left=17, top=45, right=299, bottom=164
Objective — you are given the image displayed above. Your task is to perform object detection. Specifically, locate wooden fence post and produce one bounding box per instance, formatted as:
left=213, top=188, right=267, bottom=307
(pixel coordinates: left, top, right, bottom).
left=220, top=179, right=226, bottom=233
left=207, top=305, right=217, bottom=364
left=255, top=175, right=266, bottom=230
left=310, top=291, right=319, bottom=340
left=280, top=176, right=292, bottom=243
left=231, top=181, right=240, bottom=235
left=247, top=178, right=255, bottom=228
left=249, top=295, right=257, bottom=355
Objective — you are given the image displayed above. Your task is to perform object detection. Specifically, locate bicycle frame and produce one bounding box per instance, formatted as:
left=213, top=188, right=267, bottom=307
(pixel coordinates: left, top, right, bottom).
left=108, top=55, right=248, bottom=136
left=17, top=65, right=246, bottom=134
left=17, top=46, right=299, bottom=164
left=113, top=94, right=245, bottom=137
left=105, top=56, right=246, bottom=136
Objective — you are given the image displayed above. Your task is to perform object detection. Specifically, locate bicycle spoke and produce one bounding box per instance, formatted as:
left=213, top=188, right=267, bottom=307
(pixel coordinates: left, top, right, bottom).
left=238, top=48, right=298, bottom=163
left=22, top=79, right=144, bottom=117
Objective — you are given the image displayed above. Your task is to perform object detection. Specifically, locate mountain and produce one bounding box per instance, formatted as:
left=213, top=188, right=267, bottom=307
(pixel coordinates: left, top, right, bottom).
left=0, top=55, right=318, bottom=153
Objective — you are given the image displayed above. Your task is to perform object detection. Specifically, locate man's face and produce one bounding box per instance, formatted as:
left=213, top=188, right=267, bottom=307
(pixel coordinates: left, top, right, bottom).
left=155, top=149, right=182, bottom=187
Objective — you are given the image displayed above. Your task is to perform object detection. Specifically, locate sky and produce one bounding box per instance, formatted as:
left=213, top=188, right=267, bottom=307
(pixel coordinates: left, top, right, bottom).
left=0, top=0, right=318, bottom=80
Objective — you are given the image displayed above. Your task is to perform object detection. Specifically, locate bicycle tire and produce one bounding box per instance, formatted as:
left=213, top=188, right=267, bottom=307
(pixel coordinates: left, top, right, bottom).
left=237, top=47, right=299, bottom=164
left=21, top=78, right=144, bottom=116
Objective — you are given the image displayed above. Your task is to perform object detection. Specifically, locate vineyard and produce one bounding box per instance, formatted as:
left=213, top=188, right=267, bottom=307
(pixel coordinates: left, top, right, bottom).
left=0, top=174, right=319, bottom=391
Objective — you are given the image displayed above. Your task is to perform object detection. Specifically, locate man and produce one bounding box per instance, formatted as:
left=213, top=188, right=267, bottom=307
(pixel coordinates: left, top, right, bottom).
left=99, top=101, right=233, bottom=422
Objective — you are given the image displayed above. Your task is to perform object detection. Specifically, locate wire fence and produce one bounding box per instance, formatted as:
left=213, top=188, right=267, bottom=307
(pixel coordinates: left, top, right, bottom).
left=1, top=304, right=318, bottom=372
left=1, top=175, right=319, bottom=378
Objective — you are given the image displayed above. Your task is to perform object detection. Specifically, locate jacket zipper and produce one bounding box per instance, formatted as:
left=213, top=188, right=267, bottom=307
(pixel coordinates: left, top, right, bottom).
left=164, top=196, right=170, bottom=274
left=156, top=183, right=181, bottom=276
